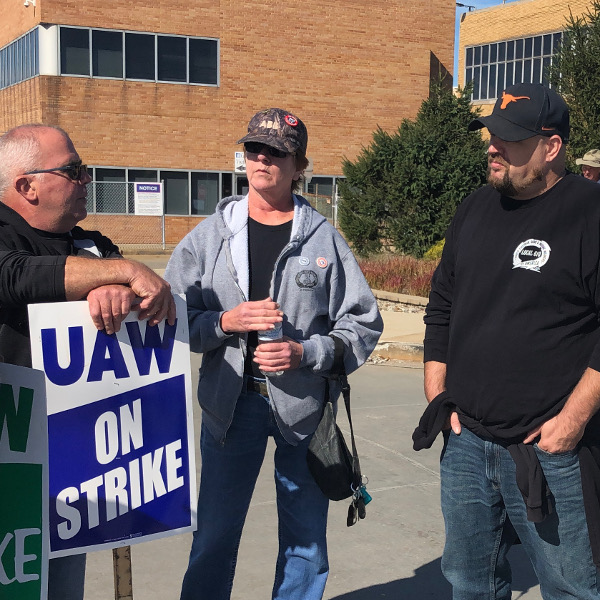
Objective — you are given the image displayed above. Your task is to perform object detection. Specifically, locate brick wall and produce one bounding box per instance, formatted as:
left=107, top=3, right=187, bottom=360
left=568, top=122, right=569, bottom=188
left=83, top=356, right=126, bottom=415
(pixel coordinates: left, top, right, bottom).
left=80, top=214, right=205, bottom=246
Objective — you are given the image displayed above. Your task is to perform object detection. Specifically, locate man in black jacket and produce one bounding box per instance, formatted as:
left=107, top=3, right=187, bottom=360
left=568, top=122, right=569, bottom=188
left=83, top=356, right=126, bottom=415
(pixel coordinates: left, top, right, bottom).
left=0, top=124, right=175, bottom=600
left=421, top=83, right=600, bottom=599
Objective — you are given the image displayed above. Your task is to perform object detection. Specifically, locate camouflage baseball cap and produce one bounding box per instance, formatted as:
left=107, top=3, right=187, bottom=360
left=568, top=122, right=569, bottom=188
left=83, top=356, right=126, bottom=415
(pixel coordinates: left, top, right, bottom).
left=237, top=108, right=308, bottom=154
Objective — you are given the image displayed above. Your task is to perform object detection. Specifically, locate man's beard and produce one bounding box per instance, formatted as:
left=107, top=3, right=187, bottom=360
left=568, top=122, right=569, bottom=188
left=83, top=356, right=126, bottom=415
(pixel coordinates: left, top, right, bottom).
left=487, top=158, right=543, bottom=197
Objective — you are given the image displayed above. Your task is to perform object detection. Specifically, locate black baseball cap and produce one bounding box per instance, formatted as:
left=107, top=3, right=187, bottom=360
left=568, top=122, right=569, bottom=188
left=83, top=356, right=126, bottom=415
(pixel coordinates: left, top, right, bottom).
left=237, top=108, right=308, bottom=154
left=468, top=83, right=569, bottom=143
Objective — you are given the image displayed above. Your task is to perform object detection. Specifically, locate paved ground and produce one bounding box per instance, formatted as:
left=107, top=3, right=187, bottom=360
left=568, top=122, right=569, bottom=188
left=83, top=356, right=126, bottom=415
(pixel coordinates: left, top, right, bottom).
left=83, top=361, right=542, bottom=600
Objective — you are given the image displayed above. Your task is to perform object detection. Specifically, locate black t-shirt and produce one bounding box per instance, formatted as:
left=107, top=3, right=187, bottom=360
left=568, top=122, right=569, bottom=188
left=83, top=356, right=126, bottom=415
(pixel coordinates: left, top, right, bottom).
left=425, top=173, right=600, bottom=438
left=244, top=217, right=293, bottom=376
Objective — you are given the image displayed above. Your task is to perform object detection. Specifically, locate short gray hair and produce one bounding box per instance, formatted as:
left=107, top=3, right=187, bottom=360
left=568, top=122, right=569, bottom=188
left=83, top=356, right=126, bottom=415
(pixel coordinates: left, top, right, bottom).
left=0, top=124, right=69, bottom=198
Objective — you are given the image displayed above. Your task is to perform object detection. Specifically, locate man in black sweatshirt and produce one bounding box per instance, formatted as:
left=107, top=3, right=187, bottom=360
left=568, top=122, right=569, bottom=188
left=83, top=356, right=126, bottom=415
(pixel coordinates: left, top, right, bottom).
left=0, top=124, right=176, bottom=600
left=420, top=83, right=600, bottom=599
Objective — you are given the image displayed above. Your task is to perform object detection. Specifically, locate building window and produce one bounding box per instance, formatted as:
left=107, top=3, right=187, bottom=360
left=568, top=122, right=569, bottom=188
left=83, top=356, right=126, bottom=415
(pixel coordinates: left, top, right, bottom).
left=162, top=171, right=189, bottom=215
left=465, top=31, right=562, bottom=101
left=60, top=26, right=218, bottom=85
left=92, top=30, right=123, bottom=78
left=125, top=33, right=155, bottom=80
left=190, top=38, right=218, bottom=85
left=191, top=173, right=220, bottom=215
left=0, top=28, right=39, bottom=90
left=94, top=168, right=126, bottom=213
left=158, top=36, right=186, bottom=82
left=60, top=27, right=90, bottom=75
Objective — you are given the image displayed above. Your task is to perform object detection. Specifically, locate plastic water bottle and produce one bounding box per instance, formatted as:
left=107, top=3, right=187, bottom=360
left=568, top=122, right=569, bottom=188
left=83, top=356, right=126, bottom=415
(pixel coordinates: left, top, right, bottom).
left=257, top=321, right=284, bottom=377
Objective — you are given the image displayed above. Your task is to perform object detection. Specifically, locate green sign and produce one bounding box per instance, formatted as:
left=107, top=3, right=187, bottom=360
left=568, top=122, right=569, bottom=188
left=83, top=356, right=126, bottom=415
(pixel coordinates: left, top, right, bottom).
left=0, top=364, right=48, bottom=600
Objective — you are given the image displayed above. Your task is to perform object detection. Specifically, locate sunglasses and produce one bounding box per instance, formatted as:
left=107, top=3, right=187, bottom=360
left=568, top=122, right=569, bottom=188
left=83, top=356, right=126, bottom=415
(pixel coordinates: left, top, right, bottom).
left=24, top=161, right=89, bottom=182
left=244, top=142, right=290, bottom=159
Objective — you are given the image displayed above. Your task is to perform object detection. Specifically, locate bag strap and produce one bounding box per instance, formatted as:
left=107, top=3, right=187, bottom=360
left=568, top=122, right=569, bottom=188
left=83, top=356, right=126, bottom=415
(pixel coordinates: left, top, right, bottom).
left=328, top=335, right=362, bottom=489
left=338, top=373, right=362, bottom=490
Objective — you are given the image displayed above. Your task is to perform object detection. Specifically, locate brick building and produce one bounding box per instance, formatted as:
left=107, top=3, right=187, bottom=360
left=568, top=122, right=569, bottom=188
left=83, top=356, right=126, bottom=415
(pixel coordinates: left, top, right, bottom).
left=458, top=0, right=591, bottom=119
left=0, top=0, right=454, bottom=247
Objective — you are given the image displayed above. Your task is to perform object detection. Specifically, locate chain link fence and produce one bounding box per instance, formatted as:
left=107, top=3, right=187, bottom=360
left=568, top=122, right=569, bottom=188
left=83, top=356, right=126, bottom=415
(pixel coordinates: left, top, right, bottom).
left=81, top=181, right=166, bottom=252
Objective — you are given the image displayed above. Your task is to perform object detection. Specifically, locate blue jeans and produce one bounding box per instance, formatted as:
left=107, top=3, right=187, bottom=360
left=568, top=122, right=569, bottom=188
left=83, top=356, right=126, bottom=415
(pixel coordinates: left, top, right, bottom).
left=180, top=380, right=330, bottom=600
left=47, top=554, right=86, bottom=600
left=440, top=427, right=600, bottom=600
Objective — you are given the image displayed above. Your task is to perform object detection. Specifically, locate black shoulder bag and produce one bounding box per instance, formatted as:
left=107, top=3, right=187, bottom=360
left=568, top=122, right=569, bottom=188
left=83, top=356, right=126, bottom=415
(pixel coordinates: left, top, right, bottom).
left=306, top=336, right=371, bottom=526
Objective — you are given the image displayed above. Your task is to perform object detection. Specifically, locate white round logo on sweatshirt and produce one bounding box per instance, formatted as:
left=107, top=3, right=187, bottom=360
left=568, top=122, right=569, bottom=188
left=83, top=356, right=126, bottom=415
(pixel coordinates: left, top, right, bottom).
left=512, top=239, right=551, bottom=273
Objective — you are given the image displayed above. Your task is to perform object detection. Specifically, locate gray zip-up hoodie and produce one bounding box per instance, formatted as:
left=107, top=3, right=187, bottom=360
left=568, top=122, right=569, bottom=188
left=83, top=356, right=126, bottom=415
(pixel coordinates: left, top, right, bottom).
left=165, top=194, right=383, bottom=444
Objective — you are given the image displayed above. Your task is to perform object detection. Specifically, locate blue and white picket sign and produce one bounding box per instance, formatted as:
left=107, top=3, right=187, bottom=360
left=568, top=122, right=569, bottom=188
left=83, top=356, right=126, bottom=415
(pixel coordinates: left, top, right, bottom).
left=28, top=295, right=196, bottom=558
left=0, top=362, right=48, bottom=600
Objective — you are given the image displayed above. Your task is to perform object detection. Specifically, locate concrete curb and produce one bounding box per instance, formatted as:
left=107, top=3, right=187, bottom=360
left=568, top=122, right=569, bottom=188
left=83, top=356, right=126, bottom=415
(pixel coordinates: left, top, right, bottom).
left=372, top=288, right=428, bottom=307
left=371, top=289, right=427, bottom=362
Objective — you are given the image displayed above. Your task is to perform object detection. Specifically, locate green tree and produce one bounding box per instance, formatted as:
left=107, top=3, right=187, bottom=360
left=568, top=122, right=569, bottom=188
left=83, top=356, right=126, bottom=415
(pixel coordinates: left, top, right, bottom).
left=338, top=82, right=487, bottom=257
left=549, top=0, right=600, bottom=168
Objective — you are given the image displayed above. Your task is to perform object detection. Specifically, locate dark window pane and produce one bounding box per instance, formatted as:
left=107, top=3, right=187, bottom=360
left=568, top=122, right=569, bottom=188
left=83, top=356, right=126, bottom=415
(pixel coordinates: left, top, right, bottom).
left=532, top=57, right=541, bottom=83
left=189, top=38, right=218, bottom=85
left=466, top=47, right=473, bottom=67
left=543, top=34, right=552, bottom=55
left=125, top=33, right=155, bottom=80
left=472, top=67, right=480, bottom=100
left=466, top=67, right=473, bottom=87
left=482, top=45, right=489, bottom=64
left=488, top=64, right=496, bottom=98
left=505, top=62, right=514, bottom=87
left=498, top=41, right=506, bottom=62
left=523, top=59, right=532, bottom=83
left=191, top=173, right=219, bottom=215
left=307, top=177, right=334, bottom=198
left=163, top=171, right=189, bottom=214
left=480, top=65, right=488, bottom=99
left=158, top=36, right=186, bottom=82
left=474, top=46, right=481, bottom=65
left=533, top=36, right=542, bottom=57
left=524, top=37, right=533, bottom=58
left=94, top=168, right=126, bottom=213
left=506, top=40, right=514, bottom=61
left=515, top=38, right=524, bottom=59
left=61, top=27, right=89, bottom=75
left=497, top=63, right=505, bottom=94
left=221, top=173, right=232, bottom=198
left=92, top=30, right=123, bottom=78
left=553, top=32, right=562, bottom=52
left=490, top=43, right=497, bottom=63
left=542, top=56, right=552, bottom=86
left=514, top=61, right=523, bottom=83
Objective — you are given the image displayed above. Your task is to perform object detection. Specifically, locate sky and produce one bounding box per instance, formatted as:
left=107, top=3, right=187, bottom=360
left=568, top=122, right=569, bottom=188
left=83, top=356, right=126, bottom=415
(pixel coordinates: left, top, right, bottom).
left=454, top=0, right=519, bottom=84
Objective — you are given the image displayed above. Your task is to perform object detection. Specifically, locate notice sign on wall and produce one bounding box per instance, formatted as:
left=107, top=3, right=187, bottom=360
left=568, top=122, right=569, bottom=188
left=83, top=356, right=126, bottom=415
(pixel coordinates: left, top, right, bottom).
left=28, top=296, right=196, bottom=558
left=0, top=362, right=48, bottom=600
left=134, top=182, right=163, bottom=216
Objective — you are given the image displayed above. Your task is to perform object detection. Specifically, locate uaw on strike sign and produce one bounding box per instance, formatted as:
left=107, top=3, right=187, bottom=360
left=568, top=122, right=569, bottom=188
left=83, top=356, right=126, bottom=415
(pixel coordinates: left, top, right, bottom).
left=28, top=295, right=196, bottom=558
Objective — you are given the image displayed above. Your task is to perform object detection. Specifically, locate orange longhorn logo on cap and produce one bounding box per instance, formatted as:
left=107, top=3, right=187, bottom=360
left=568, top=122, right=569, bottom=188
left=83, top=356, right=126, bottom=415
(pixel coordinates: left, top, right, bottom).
left=500, top=91, right=531, bottom=110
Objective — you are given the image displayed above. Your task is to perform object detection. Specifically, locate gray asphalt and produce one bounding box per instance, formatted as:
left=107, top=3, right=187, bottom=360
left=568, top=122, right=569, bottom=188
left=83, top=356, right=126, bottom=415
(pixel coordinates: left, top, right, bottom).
left=83, top=360, right=543, bottom=600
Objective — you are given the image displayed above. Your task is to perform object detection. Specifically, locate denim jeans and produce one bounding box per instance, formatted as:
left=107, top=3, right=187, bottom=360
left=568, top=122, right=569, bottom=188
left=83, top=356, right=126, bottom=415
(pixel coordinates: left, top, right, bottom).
left=47, top=554, right=86, bottom=600
left=440, top=427, right=600, bottom=600
left=180, top=380, right=330, bottom=600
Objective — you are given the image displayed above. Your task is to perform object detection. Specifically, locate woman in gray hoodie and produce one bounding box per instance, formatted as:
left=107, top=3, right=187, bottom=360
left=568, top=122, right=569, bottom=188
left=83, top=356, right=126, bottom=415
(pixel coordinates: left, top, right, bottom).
left=165, top=108, right=382, bottom=600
